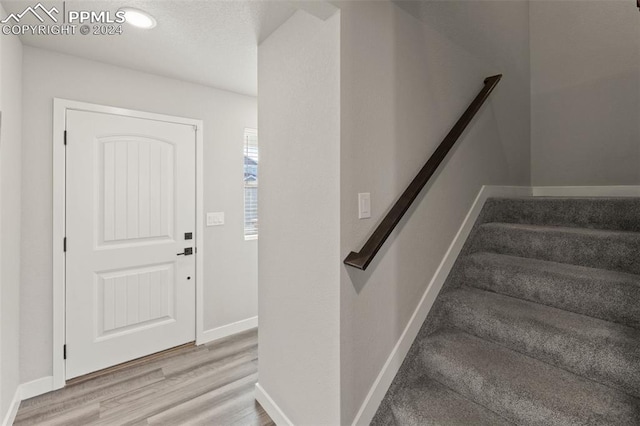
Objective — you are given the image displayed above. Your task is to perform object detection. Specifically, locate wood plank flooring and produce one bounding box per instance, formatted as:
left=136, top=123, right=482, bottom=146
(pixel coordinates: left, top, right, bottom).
left=14, top=329, right=274, bottom=426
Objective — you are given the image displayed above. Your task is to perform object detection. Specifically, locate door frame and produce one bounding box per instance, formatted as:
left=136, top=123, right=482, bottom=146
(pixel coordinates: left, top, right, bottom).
left=52, top=99, right=205, bottom=389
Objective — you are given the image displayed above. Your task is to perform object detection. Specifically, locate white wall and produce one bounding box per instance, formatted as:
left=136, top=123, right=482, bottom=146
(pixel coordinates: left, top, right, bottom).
left=258, top=10, right=341, bottom=425
left=339, top=1, right=530, bottom=423
left=530, top=0, right=640, bottom=185
left=20, top=46, right=257, bottom=383
left=0, top=3, right=22, bottom=420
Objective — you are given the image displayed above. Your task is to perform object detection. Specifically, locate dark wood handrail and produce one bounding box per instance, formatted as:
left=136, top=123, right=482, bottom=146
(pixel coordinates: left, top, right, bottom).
left=344, top=75, right=502, bottom=270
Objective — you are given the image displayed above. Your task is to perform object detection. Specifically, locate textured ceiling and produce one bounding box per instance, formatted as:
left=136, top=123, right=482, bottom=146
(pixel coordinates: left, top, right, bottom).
left=1, top=0, right=311, bottom=96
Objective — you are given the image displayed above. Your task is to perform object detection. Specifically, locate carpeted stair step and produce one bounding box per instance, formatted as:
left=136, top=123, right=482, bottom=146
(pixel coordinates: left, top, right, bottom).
left=421, top=329, right=640, bottom=425
left=460, top=252, right=640, bottom=329
left=480, top=197, right=640, bottom=232
left=440, top=287, right=640, bottom=397
left=470, top=222, right=640, bottom=275
left=389, top=376, right=513, bottom=425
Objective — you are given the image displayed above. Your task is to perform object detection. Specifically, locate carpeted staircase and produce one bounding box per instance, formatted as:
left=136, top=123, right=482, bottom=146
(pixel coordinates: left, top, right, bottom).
left=372, top=197, right=640, bottom=425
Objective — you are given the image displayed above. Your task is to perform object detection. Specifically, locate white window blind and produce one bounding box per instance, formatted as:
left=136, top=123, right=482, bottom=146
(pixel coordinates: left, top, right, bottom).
left=243, top=129, right=258, bottom=239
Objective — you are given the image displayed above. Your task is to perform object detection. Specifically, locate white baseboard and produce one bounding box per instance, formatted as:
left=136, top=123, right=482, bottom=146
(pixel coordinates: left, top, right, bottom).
left=255, top=383, right=294, bottom=426
left=532, top=185, right=640, bottom=197
left=351, top=185, right=532, bottom=426
left=1, top=387, right=21, bottom=426
left=1, top=376, right=56, bottom=425
left=197, top=316, right=258, bottom=345
left=20, top=376, right=54, bottom=401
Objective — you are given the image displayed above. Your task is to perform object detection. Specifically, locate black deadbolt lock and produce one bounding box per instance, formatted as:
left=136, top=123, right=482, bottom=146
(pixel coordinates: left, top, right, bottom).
left=185, top=232, right=193, bottom=240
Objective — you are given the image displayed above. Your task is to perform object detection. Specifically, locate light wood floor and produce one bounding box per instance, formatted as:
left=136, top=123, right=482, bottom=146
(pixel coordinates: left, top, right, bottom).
left=14, top=329, right=274, bottom=426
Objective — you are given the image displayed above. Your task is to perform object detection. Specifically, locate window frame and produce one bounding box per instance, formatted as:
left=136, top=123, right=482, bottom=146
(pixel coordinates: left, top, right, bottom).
left=243, top=128, right=258, bottom=240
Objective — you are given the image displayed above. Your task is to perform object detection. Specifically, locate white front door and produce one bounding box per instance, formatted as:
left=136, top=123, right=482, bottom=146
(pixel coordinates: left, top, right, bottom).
left=65, top=110, right=196, bottom=379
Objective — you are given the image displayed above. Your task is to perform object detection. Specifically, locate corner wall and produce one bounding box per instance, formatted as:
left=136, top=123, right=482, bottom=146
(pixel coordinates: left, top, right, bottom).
left=0, top=3, right=23, bottom=421
left=338, top=1, right=531, bottom=423
left=530, top=0, right=640, bottom=185
left=20, top=46, right=258, bottom=384
left=257, top=10, right=341, bottom=425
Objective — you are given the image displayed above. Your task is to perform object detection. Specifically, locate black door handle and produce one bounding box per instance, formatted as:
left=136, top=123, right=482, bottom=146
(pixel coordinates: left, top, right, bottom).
left=177, top=247, right=193, bottom=256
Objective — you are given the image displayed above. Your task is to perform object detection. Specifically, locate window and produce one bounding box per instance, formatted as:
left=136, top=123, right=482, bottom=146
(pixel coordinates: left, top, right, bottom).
left=243, top=128, right=258, bottom=239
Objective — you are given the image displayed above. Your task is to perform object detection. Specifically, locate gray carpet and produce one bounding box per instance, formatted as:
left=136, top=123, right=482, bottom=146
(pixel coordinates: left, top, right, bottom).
left=371, top=197, right=640, bottom=425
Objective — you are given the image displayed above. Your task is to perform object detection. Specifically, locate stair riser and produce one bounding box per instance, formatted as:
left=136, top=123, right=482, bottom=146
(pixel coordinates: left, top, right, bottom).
left=443, top=296, right=640, bottom=398
left=421, top=353, right=571, bottom=425
left=389, top=379, right=513, bottom=426
left=460, top=256, right=640, bottom=329
left=421, top=332, right=640, bottom=426
left=481, top=198, right=640, bottom=232
left=471, top=225, right=640, bottom=275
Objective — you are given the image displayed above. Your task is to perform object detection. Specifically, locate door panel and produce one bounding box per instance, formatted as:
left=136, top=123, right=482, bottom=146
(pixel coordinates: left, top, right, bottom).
left=100, top=137, right=175, bottom=244
left=66, top=110, right=196, bottom=379
left=96, top=262, right=175, bottom=339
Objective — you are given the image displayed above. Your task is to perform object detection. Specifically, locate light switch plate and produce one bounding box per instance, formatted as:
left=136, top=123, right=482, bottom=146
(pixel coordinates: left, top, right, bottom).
left=207, top=212, right=225, bottom=226
left=358, top=193, right=371, bottom=219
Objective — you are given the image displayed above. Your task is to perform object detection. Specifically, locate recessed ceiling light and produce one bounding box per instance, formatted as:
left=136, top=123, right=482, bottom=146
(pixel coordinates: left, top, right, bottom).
left=120, top=7, right=156, bottom=29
